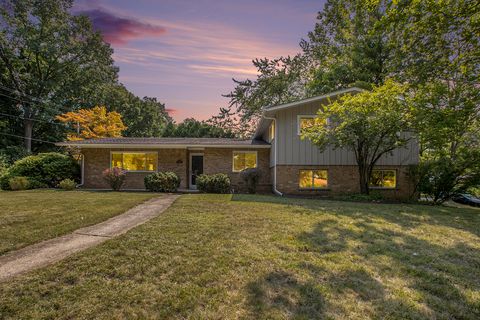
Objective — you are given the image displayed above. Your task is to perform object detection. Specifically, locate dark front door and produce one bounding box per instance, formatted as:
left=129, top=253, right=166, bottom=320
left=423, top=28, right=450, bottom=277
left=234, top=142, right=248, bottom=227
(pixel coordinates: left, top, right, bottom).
left=190, top=154, right=203, bottom=189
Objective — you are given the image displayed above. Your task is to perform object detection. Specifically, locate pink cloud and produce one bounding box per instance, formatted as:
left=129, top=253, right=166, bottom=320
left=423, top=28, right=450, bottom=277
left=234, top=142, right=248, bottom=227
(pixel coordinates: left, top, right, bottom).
left=165, top=108, right=177, bottom=115
left=78, top=9, right=166, bottom=45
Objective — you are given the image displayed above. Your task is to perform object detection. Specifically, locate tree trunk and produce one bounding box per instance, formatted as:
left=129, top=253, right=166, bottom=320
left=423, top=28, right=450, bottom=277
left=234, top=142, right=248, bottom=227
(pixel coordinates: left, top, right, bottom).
left=358, top=164, right=370, bottom=195
left=24, top=119, right=33, bottom=152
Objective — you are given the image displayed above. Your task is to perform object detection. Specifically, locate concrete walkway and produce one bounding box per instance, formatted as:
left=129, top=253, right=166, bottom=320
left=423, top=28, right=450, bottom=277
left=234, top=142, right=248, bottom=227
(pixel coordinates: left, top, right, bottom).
left=0, top=194, right=179, bottom=282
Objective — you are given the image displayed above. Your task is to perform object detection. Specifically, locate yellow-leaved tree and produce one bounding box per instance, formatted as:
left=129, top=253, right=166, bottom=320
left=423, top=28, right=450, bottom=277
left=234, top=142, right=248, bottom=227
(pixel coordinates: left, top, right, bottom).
left=56, top=106, right=127, bottom=141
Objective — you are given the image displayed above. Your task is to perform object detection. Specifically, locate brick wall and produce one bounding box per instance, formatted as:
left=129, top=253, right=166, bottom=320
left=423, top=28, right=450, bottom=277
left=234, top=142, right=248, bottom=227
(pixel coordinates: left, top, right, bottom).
left=81, top=148, right=188, bottom=189
left=81, top=147, right=271, bottom=192
left=202, top=148, right=271, bottom=193
left=275, top=165, right=413, bottom=200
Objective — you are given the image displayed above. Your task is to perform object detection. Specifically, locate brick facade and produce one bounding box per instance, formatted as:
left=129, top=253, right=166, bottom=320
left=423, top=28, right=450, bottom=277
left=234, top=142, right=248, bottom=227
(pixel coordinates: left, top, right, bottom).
left=275, top=165, right=413, bottom=200
left=81, top=147, right=412, bottom=199
left=82, top=148, right=188, bottom=189
left=81, top=147, right=270, bottom=192
left=201, top=148, right=271, bottom=193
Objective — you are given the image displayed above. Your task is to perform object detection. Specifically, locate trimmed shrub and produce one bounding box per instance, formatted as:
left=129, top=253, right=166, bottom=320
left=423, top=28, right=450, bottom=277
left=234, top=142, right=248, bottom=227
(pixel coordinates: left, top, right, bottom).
left=144, top=171, right=180, bottom=192
left=59, top=178, right=76, bottom=190
left=240, top=168, right=262, bottom=194
left=9, top=176, right=30, bottom=191
left=0, top=152, right=79, bottom=190
left=196, top=173, right=231, bottom=194
left=103, top=167, right=126, bottom=191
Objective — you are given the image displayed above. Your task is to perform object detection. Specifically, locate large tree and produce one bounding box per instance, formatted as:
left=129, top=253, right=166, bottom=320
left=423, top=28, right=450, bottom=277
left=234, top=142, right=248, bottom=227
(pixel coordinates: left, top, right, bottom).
left=163, top=118, right=235, bottom=138
left=302, top=80, right=413, bottom=194
left=0, top=0, right=117, bottom=151
left=224, top=0, right=390, bottom=125
left=382, top=0, right=480, bottom=161
left=86, top=83, right=172, bottom=137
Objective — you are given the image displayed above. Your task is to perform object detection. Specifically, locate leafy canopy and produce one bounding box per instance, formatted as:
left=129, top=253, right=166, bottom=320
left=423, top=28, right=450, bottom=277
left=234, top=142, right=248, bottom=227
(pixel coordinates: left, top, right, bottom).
left=56, top=106, right=126, bottom=141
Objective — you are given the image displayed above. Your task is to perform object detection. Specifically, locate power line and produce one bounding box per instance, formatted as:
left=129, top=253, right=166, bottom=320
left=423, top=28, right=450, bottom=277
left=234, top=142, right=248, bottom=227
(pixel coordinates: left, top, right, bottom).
left=0, top=132, right=57, bottom=144
left=0, top=85, right=74, bottom=114
left=0, top=112, right=67, bottom=126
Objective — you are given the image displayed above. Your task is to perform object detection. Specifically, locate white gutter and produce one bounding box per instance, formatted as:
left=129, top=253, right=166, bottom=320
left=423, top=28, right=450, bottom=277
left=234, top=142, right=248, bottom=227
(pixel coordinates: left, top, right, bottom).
left=76, top=153, right=84, bottom=187
left=263, top=115, right=283, bottom=196
left=55, top=143, right=270, bottom=149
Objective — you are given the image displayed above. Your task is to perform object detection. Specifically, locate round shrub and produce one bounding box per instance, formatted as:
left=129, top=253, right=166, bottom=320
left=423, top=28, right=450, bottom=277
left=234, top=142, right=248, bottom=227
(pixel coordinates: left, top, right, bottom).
left=0, top=152, right=80, bottom=190
left=144, top=172, right=180, bottom=192
left=59, top=178, right=76, bottom=190
left=102, top=167, right=126, bottom=191
left=240, top=168, right=262, bottom=194
left=9, top=176, right=30, bottom=191
left=196, top=173, right=231, bottom=194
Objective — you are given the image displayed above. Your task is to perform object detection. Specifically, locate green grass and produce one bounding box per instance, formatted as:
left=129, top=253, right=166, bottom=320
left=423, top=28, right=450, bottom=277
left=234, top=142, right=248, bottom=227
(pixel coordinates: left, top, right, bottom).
left=1, top=194, right=479, bottom=319
left=0, top=190, right=159, bottom=255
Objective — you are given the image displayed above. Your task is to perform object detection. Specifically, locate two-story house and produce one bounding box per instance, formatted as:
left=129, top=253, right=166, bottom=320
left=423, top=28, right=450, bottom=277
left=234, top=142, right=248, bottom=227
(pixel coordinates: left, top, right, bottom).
left=57, top=87, right=418, bottom=199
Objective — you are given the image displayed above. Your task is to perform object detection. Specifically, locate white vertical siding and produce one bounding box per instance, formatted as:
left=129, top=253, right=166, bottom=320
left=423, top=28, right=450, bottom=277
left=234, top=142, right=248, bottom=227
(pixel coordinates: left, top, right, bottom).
left=275, top=101, right=419, bottom=166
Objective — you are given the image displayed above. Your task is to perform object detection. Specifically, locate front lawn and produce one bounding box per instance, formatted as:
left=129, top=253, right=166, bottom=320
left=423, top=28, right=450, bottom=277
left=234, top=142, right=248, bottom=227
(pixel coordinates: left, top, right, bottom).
left=0, top=190, right=159, bottom=255
left=0, top=194, right=479, bottom=319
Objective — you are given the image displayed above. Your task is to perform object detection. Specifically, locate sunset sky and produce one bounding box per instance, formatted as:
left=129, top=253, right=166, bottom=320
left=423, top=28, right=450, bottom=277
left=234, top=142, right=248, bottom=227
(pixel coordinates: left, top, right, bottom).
left=74, top=0, right=324, bottom=122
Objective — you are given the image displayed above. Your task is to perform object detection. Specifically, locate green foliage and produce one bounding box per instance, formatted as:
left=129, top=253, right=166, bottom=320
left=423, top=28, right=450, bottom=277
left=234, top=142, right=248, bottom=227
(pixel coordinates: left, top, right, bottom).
left=144, top=172, right=180, bottom=192
left=163, top=118, right=235, bottom=138
left=409, top=154, right=480, bottom=204
left=8, top=176, right=30, bottom=191
left=102, top=167, right=127, bottom=191
left=0, top=146, right=30, bottom=164
left=303, top=80, right=413, bottom=194
left=59, top=179, right=76, bottom=191
left=240, top=168, right=262, bottom=194
left=196, top=174, right=231, bottom=194
left=91, top=84, right=172, bottom=137
left=0, top=0, right=118, bottom=151
left=0, top=153, right=79, bottom=190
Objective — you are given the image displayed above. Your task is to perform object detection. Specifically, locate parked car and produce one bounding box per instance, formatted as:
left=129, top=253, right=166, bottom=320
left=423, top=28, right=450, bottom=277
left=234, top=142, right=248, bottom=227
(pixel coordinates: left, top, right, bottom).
left=452, top=194, right=480, bottom=207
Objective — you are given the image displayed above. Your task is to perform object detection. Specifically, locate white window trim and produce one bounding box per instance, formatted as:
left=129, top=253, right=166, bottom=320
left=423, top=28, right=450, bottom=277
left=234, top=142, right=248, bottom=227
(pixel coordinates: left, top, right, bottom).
left=369, top=169, right=397, bottom=189
left=298, top=169, right=329, bottom=189
left=232, top=150, right=258, bottom=173
left=110, top=151, right=159, bottom=173
left=297, top=115, right=316, bottom=135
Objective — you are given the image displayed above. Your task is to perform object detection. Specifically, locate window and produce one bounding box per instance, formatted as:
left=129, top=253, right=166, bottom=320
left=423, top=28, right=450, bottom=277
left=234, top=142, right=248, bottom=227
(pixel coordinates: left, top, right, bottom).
left=269, top=122, right=275, bottom=141
left=369, top=170, right=396, bottom=188
left=297, top=115, right=316, bottom=135
left=111, top=152, right=157, bottom=171
left=297, top=115, right=328, bottom=135
left=232, top=151, right=257, bottom=172
left=299, top=170, right=328, bottom=189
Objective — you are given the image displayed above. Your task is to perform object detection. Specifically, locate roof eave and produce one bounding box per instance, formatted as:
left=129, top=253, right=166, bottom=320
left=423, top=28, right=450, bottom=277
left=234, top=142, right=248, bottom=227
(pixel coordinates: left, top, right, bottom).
left=55, top=143, right=271, bottom=149
left=263, top=87, right=364, bottom=113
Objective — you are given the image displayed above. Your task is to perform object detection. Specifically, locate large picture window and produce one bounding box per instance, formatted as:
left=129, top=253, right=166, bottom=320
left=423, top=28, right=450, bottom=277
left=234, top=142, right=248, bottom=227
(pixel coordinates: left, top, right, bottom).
left=111, top=152, right=157, bottom=171
left=299, top=170, right=328, bottom=189
left=369, top=170, right=396, bottom=188
left=232, top=151, right=257, bottom=172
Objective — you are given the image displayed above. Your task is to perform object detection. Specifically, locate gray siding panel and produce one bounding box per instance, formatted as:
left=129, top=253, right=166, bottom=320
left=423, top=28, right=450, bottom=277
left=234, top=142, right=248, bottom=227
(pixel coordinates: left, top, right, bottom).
left=275, top=101, right=419, bottom=166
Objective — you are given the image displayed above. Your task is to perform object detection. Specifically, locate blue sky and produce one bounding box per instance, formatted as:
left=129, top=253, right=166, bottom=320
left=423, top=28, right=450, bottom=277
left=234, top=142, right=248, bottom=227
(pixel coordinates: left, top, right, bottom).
left=74, top=0, right=324, bottom=121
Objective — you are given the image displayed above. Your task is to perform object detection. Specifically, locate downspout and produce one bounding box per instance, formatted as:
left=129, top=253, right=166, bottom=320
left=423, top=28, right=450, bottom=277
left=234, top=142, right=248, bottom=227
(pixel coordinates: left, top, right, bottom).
left=77, top=153, right=84, bottom=187
left=263, top=115, right=283, bottom=196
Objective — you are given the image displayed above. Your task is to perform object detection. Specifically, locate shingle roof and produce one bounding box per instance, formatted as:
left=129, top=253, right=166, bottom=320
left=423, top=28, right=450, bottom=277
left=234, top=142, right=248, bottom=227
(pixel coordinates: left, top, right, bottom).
left=56, top=137, right=270, bottom=148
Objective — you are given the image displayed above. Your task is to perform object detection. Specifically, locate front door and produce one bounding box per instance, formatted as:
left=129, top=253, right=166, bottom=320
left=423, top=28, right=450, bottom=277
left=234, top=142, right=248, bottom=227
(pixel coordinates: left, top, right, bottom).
left=190, top=154, right=204, bottom=189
